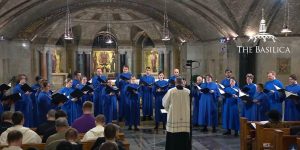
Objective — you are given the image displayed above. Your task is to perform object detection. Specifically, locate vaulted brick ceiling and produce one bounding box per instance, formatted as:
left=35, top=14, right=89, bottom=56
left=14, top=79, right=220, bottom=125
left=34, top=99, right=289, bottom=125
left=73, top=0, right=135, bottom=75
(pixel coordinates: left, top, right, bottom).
left=0, top=0, right=299, bottom=42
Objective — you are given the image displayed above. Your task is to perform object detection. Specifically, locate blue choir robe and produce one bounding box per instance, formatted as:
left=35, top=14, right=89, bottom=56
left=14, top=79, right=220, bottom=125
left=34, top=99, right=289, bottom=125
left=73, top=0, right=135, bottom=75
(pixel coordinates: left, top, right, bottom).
left=140, top=75, right=155, bottom=117
left=101, top=87, right=118, bottom=123
left=58, top=87, right=82, bottom=124
left=241, top=83, right=257, bottom=120
left=222, top=86, right=240, bottom=131
left=198, top=82, right=219, bottom=127
left=13, top=84, right=33, bottom=127
left=115, top=72, right=132, bottom=119
left=168, top=75, right=177, bottom=89
left=192, top=84, right=202, bottom=125
left=153, top=80, right=168, bottom=124
left=0, top=93, right=3, bottom=116
left=0, top=103, right=3, bottom=117
left=37, top=91, right=52, bottom=124
left=72, top=79, right=81, bottom=89
left=30, top=83, right=41, bottom=127
left=124, top=83, right=140, bottom=126
left=252, top=92, right=269, bottom=121
left=284, top=84, right=300, bottom=121
left=92, top=75, right=107, bottom=115
left=264, top=79, right=284, bottom=113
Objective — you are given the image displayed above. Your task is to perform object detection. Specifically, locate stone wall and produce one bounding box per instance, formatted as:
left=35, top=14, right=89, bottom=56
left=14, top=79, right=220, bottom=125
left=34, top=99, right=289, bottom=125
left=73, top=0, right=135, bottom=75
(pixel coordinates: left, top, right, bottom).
left=0, top=40, right=34, bottom=83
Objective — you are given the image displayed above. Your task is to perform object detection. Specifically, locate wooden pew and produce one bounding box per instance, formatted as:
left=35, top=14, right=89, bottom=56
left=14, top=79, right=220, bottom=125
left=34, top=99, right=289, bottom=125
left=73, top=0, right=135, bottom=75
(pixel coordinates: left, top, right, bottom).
left=255, top=121, right=300, bottom=150
left=297, top=138, right=300, bottom=149
left=240, top=117, right=256, bottom=150
left=78, top=132, right=125, bottom=141
left=256, top=123, right=289, bottom=150
left=81, top=139, right=130, bottom=150
left=82, top=141, right=96, bottom=150
left=21, top=143, right=46, bottom=150
left=273, top=129, right=298, bottom=150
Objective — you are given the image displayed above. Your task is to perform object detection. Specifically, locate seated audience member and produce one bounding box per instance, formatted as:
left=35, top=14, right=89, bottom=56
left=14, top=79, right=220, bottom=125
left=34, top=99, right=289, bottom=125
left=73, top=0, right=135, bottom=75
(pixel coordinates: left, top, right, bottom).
left=2, top=130, right=23, bottom=150
left=91, top=123, right=125, bottom=150
left=100, top=141, right=119, bottom=150
left=82, top=114, right=105, bottom=142
left=264, top=110, right=289, bottom=128
left=42, top=110, right=67, bottom=143
left=65, top=128, right=82, bottom=150
left=0, top=111, right=13, bottom=134
left=56, top=141, right=73, bottom=150
left=0, top=111, right=41, bottom=145
left=45, top=118, right=69, bottom=150
left=36, top=109, right=56, bottom=135
left=72, top=101, right=95, bottom=133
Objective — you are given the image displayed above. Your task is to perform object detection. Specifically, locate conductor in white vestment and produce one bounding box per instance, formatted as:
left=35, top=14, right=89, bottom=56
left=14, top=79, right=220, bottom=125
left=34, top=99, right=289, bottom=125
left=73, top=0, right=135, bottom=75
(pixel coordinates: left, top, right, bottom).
left=163, top=77, right=190, bottom=150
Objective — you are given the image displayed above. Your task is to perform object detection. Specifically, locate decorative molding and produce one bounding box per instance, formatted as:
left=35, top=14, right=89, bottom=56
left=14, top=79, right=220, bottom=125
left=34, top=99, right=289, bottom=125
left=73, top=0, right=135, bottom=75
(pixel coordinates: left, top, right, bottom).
left=77, top=46, right=92, bottom=54
left=118, top=46, right=133, bottom=54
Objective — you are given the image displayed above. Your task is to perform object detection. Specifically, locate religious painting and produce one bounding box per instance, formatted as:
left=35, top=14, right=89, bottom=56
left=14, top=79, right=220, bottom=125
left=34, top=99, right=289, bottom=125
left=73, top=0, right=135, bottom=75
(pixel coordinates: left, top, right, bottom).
left=52, top=50, right=63, bottom=73
left=93, top=50, right=116, bottom=73
left=144, top=50, right=159, bottom=73
left=277, top=57, right=291, bottom=75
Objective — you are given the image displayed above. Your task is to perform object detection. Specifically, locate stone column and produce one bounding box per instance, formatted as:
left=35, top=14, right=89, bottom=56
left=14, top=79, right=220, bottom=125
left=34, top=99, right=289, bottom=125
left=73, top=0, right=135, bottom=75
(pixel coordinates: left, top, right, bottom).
left=126, top=49, right=133, bottom=73
left=118, top=48, right=126, bottom=73
left=84, top=50, right=92, bottom=79
left=76, top=50, right=84, bottom=73
left=163, top=48, right=170, bottom=77
left=37, top=46, right=47, bottom=79
left=44, top=45, right=54, bottom=82
left=157, top=46, right=166, bottom=73
left=118, top=46, right=133, bottom=72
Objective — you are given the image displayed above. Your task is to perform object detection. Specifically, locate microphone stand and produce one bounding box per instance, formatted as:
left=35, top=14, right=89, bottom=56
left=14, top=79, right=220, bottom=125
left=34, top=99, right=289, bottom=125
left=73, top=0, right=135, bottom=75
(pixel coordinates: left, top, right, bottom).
left=186, top=60, right=200, bottom=150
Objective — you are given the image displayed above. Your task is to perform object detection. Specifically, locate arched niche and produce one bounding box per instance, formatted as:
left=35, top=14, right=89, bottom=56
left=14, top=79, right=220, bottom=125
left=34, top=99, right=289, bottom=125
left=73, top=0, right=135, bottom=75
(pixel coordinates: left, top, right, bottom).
left=92, top=32, right=118, bottom=77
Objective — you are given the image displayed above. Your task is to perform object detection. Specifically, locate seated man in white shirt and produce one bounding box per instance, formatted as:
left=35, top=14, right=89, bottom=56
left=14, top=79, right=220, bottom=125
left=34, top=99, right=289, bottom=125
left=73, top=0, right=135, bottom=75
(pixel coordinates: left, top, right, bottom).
left=82, top=114, right=105, bottom=142
left=0, top=111, right=42, bottom=145
left=2, top=130, right=23, bottom=150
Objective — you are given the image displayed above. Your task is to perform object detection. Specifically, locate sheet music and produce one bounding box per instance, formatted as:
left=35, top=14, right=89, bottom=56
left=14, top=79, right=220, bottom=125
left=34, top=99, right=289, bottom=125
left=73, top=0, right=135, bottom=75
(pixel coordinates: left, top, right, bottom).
left=285, top=91, right=298, bottom=97
left=218, top=83, right=225, bottom=89
left=274, top=84, right=281, bottom=90
left=161, top=109, right=168, bottom=113
left=232, top=88, right=239, bottom=93
left=219, top=88, right=225, bottom=94
left=251, top=121, right=268, bottom=129
left=88, top=79, right=92, bottom=83
left=196, top=85, right=201, bottom=90
left=239, top=90, right=249, bottom=97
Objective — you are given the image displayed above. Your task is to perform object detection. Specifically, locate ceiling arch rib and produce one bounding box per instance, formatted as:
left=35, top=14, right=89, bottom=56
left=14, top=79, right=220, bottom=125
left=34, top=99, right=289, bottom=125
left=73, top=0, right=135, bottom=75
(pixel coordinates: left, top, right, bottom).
left=0, top=0, right=233, bottom=42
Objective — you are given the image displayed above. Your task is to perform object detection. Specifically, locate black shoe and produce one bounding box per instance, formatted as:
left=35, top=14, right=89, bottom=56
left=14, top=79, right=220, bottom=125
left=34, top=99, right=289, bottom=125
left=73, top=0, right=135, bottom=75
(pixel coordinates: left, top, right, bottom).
left=201, top=127, right=208, bottom=132
left=148, top=116, right=153, bottom=120
left=128, top=126, right=132, bottom=130
left=163, top=124, right=166, bottom=130
left=142, top=116, right=146, bottom=121
left=234, top=132, right=239, bottom=137
left=134, top=127, right=140, bottom=131
left=212, top=127, right=217, bottom=133
left=223, top=131, right=231, bottom=135
left=154, top=123, right=159, bottom=130
left=118, top=118, right=123, bottom=122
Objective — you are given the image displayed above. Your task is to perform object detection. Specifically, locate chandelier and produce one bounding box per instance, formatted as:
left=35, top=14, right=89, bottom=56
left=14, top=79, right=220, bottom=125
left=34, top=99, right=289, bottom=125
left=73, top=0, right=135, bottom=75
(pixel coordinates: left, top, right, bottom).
left=249, top=9, right=276, bottom=43
left=105, top=23, right=113, bottom=44
left=64, top=0, right=73, bottom=40
left=281, top=0, right=292, bottom=34
left=161, top=0, right=170, bottom=41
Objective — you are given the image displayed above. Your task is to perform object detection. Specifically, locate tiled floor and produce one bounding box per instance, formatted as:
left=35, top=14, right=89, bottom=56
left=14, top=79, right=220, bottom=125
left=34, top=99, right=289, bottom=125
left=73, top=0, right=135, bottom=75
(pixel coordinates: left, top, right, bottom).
left=119, top=121, right=240, bottom=150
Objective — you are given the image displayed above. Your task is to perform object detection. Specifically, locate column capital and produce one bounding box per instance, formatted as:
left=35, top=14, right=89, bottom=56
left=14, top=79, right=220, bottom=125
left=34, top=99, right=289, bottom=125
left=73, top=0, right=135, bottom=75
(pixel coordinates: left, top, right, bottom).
left=44, top=45, right=56, bottom=53
left=78, top=46, right=92, bottom=54
left=118, top=46, right=132, bottom=54
left=156, top=45, right=167, bottom=54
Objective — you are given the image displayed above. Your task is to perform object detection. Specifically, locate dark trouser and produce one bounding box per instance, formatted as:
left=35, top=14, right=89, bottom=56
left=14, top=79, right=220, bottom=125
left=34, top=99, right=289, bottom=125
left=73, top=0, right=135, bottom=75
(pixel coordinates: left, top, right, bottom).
left=165, top=132, right=190, bottom=150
